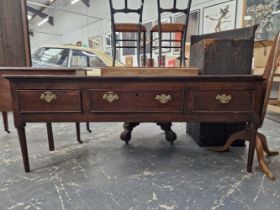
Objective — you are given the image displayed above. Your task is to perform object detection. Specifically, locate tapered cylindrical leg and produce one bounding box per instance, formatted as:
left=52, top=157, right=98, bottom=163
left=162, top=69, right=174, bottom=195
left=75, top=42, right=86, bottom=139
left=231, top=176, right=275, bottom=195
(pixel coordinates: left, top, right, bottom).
left=46, top=123, right=55, bottom=151
left=86, top=122, right=92, bottom=133
left=17, top=124, right=30, bottom=172
left=76, top=122, right=83, bottom=144
left=2, top=111, right=10, bottom=133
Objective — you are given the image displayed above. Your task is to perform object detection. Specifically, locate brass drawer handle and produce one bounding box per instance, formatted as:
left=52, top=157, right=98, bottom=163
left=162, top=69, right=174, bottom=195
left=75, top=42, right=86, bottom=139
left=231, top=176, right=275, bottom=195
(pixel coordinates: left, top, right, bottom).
left=155, top=94, right=172, bottom=104
left=40, top=91, right=57, bottom=103
left=102, top=91, right=119, bottom=103
left=216, top=94, right=232, bottom=104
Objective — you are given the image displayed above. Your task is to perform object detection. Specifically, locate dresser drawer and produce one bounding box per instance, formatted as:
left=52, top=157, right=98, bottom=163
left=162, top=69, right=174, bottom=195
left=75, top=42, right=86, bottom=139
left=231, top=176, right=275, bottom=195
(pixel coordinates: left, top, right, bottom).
left=18, top=90, right=82, bottom=113
left=192, top=90, right=254, bottom=112
left=90, top=89, right=184, bottom=113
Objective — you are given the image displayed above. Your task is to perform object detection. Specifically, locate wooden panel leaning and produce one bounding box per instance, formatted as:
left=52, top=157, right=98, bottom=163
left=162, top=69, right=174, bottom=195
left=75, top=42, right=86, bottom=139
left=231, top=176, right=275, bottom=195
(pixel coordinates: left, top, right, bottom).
left=208, top=32, right=280, bottom=180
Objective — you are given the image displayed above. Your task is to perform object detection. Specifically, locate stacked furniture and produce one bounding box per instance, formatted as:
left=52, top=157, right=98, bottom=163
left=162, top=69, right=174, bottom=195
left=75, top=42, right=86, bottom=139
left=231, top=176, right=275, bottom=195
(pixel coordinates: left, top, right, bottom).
left=187, top=25, right=259, bottom=147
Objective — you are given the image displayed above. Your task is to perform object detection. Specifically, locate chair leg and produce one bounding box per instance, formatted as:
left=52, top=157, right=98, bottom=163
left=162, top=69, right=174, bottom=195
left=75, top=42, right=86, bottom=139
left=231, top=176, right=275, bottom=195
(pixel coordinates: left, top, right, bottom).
left=150, top=31, right=153, bottom=61
left=137, top=31, right=141, bottom=67
left=86, top=122, right=92, bottom=133
left=158, top=32, right=163, bottom=67
left=46, top=123, right=55, bottom=151
left=179, top=44, right=183, bottom=68
left=181, top=32, right=186, bottom=67
left=256, top=134, right=277, bottom=180
left=112, top=32, right=117, bottom=67
left=143, top=31, right=146, bottom=67
left=75, top=122, right=83, bottom=144
left=2, top=111, right=10, bottom=133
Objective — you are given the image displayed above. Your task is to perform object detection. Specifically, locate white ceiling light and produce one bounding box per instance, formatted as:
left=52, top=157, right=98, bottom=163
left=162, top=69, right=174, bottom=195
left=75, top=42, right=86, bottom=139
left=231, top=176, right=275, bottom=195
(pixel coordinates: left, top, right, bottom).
left=27, top=14, right=32, bottom=20
left=37, top=17, right=49, bottom=26
left=71, top=0, right=80, bottom=5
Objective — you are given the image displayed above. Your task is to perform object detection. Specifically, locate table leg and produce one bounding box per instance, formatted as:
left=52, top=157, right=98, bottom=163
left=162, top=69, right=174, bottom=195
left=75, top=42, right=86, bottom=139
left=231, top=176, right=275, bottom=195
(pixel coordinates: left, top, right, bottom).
left=46, top=123, right=55, bottom=151
left=17, top=124, right=30, bottom=172
left=76, top=122, right=83, bottom=144
left=247, top=125, right=257, bottom=173
left=2, top=111, right=10, bottom=133
left=86, top=122, right=92, bottom=133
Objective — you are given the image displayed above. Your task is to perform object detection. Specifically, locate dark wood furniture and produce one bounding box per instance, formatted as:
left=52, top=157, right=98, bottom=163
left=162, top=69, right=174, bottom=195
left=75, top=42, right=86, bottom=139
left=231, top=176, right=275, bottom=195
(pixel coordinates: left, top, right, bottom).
left=5, top=69, right=275, bottom=179
left=109, top=0, right=146, bottom=67
left=0, top=67, right=82, bottom=137
left=0, top=0, right=31, bottom=133
left=100, top=67, right=198, bottom=144
left=209, top=33, right=280, bottom=180
left=187, top=26, right=258, bottom=147
left=150, top=0, right=192, bottom=67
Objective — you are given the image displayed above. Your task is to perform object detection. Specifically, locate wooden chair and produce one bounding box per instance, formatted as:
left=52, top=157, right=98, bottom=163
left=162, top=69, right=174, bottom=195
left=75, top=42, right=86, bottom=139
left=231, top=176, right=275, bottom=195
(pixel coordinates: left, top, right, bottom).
left=150, top=0, right=192, bottom=67
left=109, top=0, right=146, bottom=67
left=209, top=33, right=280, bottom=180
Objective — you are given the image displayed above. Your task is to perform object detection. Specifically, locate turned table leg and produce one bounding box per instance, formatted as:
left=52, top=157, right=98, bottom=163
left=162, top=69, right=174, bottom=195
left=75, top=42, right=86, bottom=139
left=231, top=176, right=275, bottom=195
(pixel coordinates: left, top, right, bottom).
left=46, top=123, right=55, bottom=151
left=157, top=122, right=177, bottom=144
left=2, top=111, right=10, bottom=133
left=17, top=124, right=30, bottom=172
left=76, top=122, right=83, bottom=144
left=120, top=122, right=140, bottom=144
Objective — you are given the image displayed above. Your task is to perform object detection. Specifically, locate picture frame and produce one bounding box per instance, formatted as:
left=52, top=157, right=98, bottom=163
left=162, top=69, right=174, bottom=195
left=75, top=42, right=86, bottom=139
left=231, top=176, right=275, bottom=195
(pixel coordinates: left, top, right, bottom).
left=202, top=0, right=237, bottom=34
left=244, top=0, right=280, bottom=40
left=174, top=10, right=200, bottom=53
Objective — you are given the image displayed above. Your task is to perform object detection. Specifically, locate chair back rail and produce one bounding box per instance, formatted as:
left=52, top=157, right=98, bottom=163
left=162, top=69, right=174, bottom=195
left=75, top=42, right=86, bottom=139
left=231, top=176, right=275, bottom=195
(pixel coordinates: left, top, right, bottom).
left=155, top=0, right=192, bottom=67
left=261, top=32, right=280, bottom=125
left=109, top=0, right=145, bottom=25
left=109, top=0, right=146, bottom=67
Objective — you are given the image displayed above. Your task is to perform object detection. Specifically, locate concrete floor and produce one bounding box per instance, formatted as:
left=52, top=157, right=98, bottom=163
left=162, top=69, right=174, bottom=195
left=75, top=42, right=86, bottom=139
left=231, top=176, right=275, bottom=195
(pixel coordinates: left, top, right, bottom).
left=0, top=113, right=280, bottom=210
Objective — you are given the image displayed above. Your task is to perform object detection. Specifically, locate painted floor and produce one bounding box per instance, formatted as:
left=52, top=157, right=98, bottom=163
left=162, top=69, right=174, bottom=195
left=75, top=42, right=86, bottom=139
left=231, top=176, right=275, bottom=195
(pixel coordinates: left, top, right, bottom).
left=0, top=113, right=279, bottom=210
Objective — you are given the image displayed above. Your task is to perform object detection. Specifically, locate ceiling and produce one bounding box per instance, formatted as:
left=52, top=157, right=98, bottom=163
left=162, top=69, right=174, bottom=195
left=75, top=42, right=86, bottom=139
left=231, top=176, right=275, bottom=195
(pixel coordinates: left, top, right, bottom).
left=26, top=0, right=91, bottom=28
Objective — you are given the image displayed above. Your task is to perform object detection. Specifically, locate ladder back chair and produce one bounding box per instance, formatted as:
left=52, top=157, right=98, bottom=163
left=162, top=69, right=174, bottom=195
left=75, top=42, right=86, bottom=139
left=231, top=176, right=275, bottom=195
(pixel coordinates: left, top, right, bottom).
left=209, top=32, right=280, bottom=180
left=109, top=0, right=146, bottom=67
left=150, top=0, right=192, bottom=67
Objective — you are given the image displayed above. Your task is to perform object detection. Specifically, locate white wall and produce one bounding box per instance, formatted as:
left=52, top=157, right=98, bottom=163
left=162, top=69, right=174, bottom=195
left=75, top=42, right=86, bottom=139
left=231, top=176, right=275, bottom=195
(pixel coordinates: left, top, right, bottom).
left=29, top=0, right=244, bottom=63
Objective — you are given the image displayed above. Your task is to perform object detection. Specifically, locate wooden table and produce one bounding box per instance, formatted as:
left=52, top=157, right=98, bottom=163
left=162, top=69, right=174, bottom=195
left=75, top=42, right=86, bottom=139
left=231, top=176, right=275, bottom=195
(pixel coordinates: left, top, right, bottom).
left=0, top=67, right=86, bottom=133
left=5, top=73, right=265, bottom=174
